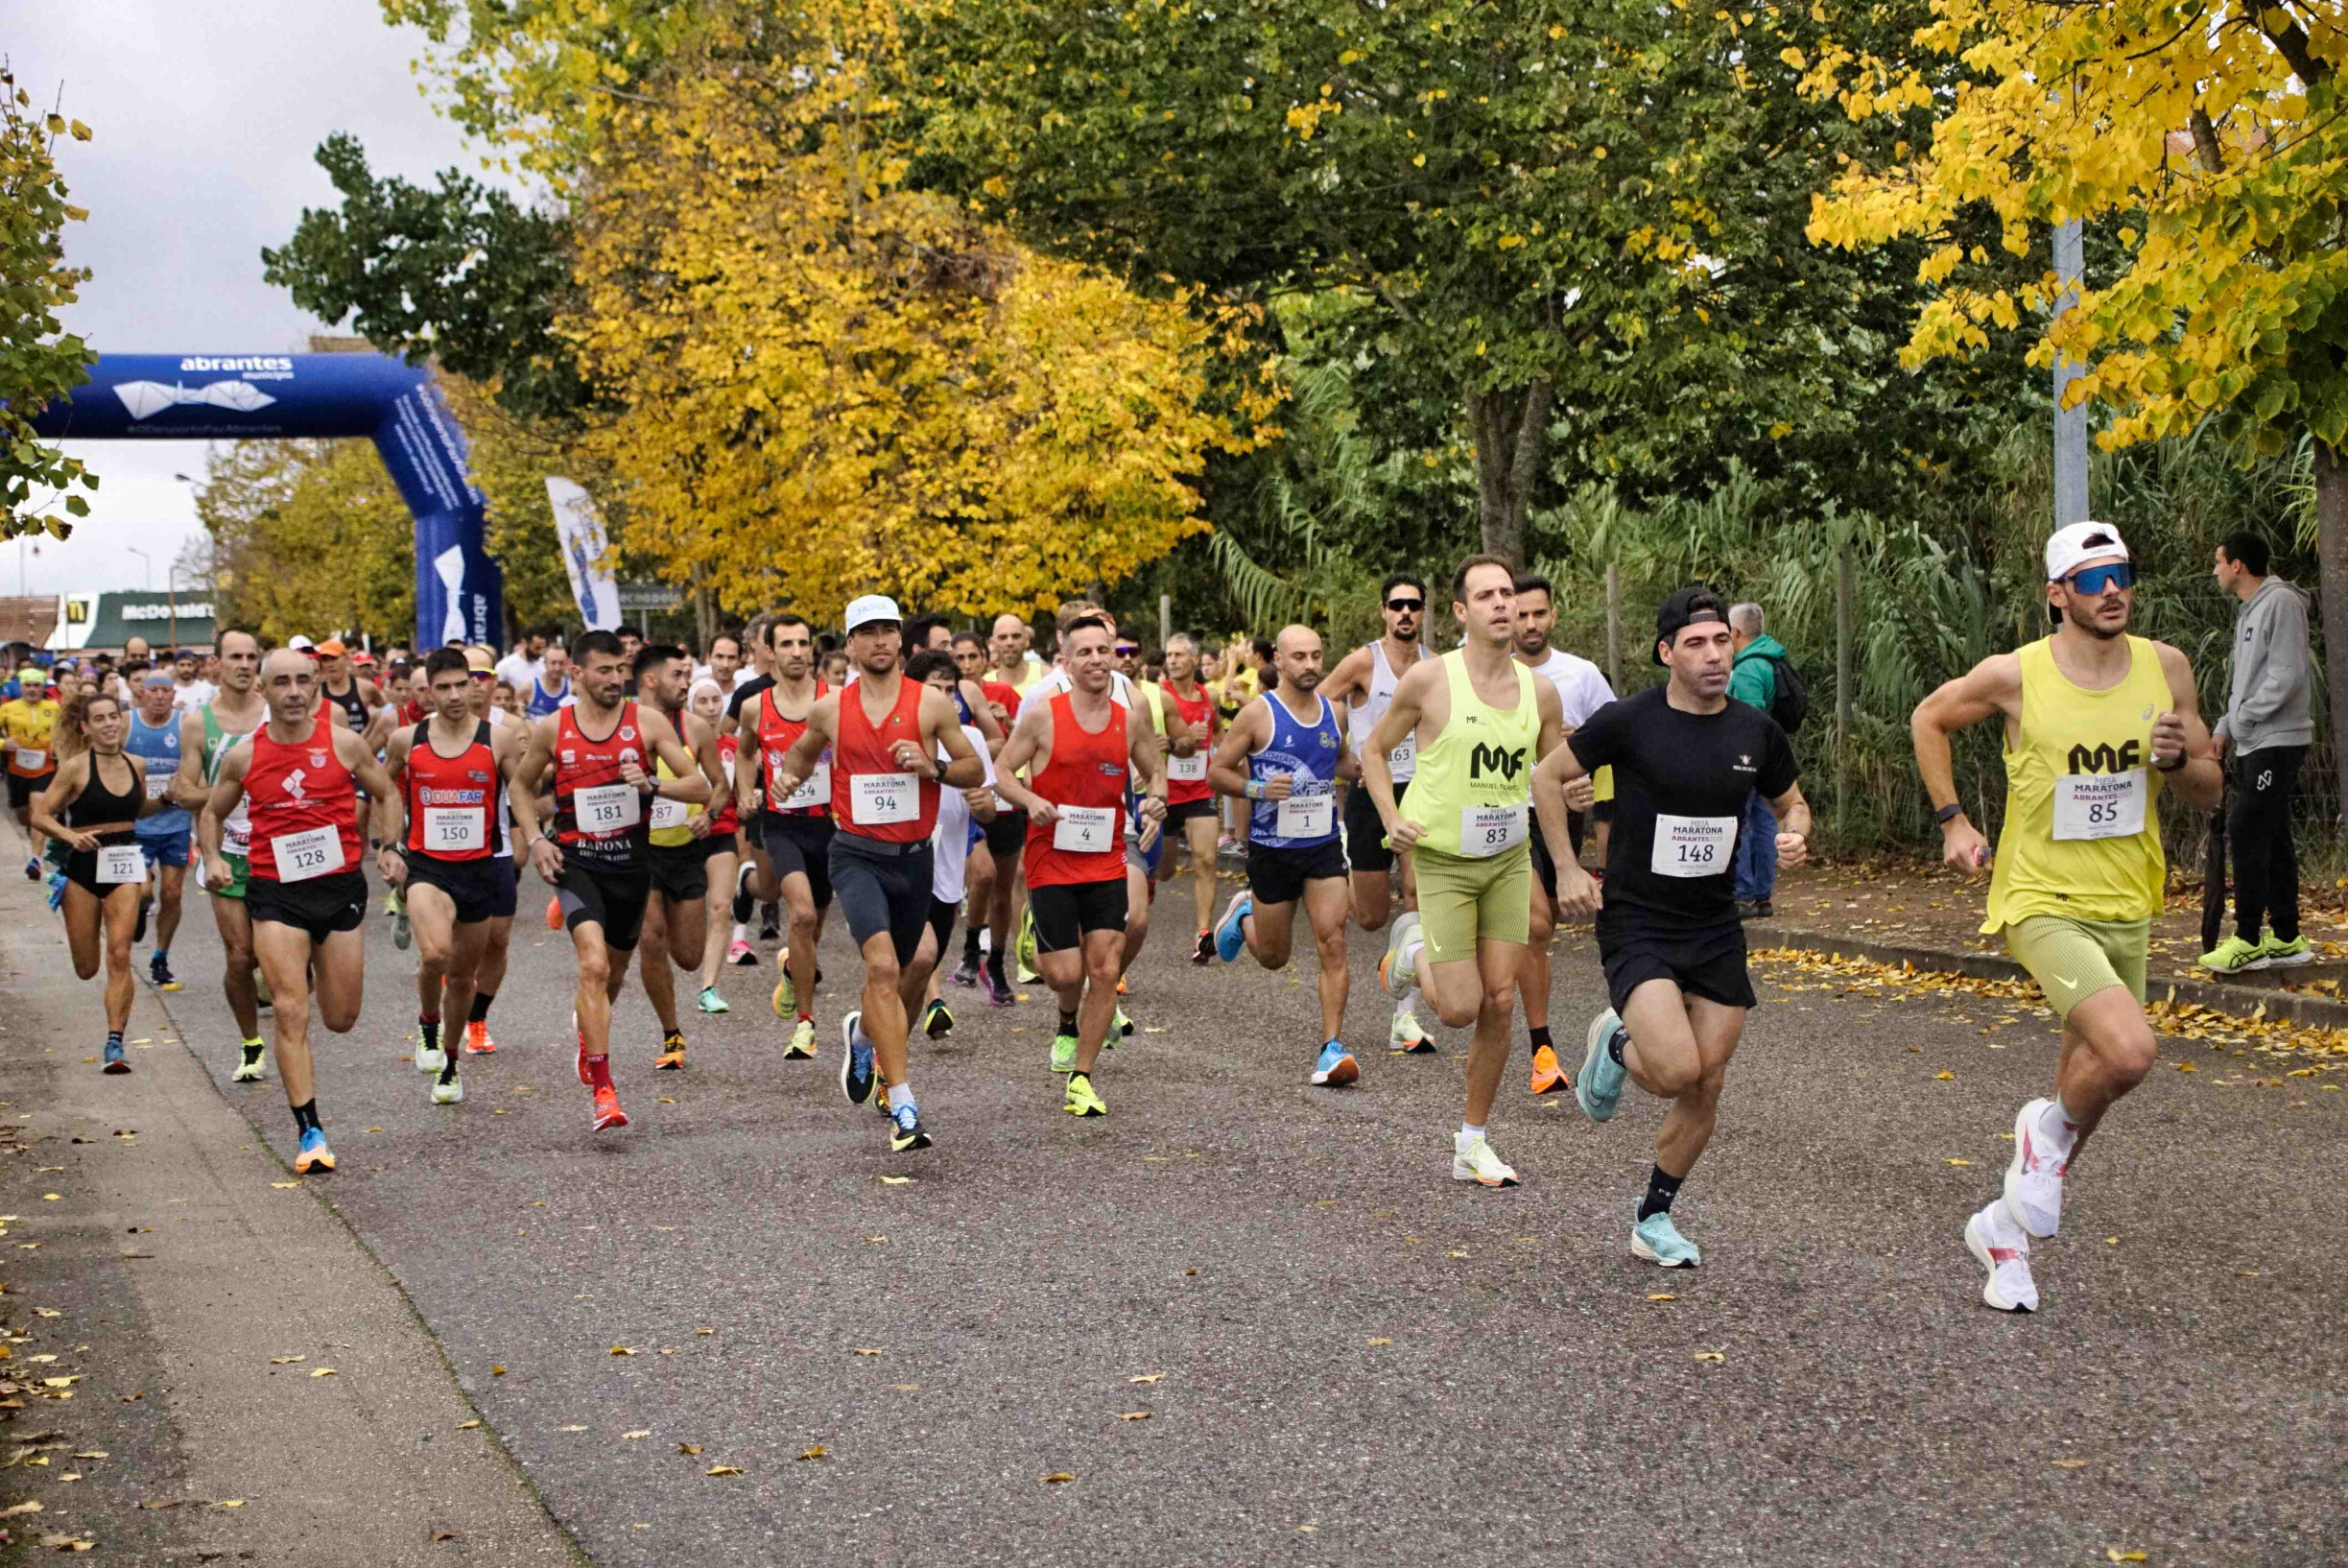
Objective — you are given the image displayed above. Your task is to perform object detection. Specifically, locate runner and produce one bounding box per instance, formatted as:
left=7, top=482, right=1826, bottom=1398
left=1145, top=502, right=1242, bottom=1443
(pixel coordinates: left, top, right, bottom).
left=125, top=670, right=191, bottom=988
left=681, top=678, right=745, bottom=1013
left=1912, top=522, right=2219, bottom=1313
left=314, top=638, right=387, bottom=844
left=1510, top=572, right=1618, bottom=1093
left=990, top=615, right=1166, bottom=1114
left=525, top=645, right=573, bottom=717
left=509, top=630, right=709, bottom=1133
left=767, top=596, right=984, bottom=1151
left=170, top=648, right=216, bottom=714
left=720, top=614, right=780, bottom=955
left=976, top=616, right=1042, bottom=1001
left=989, top=613, right=1046, bottom=697
left=32, top=690, right=163, bottom=1073
left=944, top=630, right=1017, bottom=990
left=174, top=630, right=272, bottom=1083
left=382, top=649, right=524, bottom=1105
left=201, top=649, right=405, bottom=1175
left=901, top=650, right=1000, bottom=1043
left=460, top=647, right=519, bottom=1055
left=1362, top=556, right=1567, bottom=1188
left=3, top=666, right=59, bottom=880
left=1323, top=574, right=1434, bottom=1051
left=1158, top=633, right=1224, bottom=962
left=732, top=614, right=836, bottom=1057
left=1531, top=586, right=1804, bottom=1266
left=635, top=643, right=733, bottom=1065
left=1206, top=625, right=1355, bottom=1087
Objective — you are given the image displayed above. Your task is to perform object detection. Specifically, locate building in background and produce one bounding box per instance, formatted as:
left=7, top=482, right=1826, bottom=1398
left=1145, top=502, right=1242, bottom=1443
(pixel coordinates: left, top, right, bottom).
left=49, top=590, right=219, bottom=654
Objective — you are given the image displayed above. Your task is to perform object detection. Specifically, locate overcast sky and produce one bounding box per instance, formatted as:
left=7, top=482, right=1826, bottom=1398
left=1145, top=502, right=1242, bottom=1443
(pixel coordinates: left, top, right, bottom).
left=12, top=2, right=495, bottom=597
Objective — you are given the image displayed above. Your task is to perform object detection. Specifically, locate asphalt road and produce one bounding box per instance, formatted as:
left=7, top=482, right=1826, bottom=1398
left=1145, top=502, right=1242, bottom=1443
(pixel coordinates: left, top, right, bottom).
left=133, top=861, right=2347, bottom=1566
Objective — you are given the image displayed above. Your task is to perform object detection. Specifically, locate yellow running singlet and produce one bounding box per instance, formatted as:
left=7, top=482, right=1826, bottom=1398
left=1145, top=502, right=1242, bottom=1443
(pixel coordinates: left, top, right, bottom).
left=1409, top=652, right=1539, bottom=859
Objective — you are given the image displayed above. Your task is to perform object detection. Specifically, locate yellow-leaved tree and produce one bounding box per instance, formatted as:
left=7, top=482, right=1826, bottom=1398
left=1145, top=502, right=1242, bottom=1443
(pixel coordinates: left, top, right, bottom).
left=1805, top=1, right=2348, bottom=815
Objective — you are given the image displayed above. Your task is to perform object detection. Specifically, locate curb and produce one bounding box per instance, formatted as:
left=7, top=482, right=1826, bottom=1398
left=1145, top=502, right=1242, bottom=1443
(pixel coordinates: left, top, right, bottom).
left=1759, top=926, right=2348, bottom=1033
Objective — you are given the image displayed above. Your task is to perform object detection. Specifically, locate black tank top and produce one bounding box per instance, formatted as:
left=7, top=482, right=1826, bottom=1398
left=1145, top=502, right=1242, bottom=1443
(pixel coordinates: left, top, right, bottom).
left=322, top=677, right=370, bottom=732
left=68, top=751, right=143, bottom=837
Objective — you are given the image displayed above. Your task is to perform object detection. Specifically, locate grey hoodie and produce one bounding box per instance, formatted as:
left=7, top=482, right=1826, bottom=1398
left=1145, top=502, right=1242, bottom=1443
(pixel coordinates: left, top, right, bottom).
left=2215, top=574, right=2314, bottom=754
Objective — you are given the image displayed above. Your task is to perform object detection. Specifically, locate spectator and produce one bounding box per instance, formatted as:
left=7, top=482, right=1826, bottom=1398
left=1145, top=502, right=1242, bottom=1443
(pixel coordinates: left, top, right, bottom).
left=2203, top=531, right=2315, bottom=973
left=1728, top=602, right=1789, bottom=918
left=494, top=624, right=552, bottom=690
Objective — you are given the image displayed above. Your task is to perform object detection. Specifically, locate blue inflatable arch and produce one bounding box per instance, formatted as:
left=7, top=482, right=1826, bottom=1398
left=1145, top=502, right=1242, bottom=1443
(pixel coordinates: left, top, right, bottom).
left=31, top=352, right=503, bottom=649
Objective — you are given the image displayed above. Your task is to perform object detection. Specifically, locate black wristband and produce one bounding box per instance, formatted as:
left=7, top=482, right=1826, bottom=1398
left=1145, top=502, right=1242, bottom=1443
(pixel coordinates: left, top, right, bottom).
left=1933, top=802, right=1964, bottom=826
left=2154, top=752, right=2187, bottom=773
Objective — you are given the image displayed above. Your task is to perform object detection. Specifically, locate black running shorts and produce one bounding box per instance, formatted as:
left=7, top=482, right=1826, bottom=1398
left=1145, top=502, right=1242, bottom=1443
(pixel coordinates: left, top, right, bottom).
left=761, top=813, right=836, bottom=910
left=1597, top=919, right=1755, bottom=1015
left=828, top=831, right=932, bottom=966
left=557, top=860, right=652, bottom=951
left=1029, top=877, right=1129, bottom=952
left=247, top=868, right=368, bottom=945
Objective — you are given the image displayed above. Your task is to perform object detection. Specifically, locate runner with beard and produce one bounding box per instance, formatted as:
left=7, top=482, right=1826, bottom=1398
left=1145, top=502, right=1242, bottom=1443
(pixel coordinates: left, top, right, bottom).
left=174, top=630, right=272, bottom=1083
left=627, top=645, right=732, bottom=1068
left=947, top=629, right=1017, bottom=990
left=683, top=677, right=745, bottom=1013
left=733, top=615, right=836, bottom=1061
left=1159, top=633, right=1223, bottom=962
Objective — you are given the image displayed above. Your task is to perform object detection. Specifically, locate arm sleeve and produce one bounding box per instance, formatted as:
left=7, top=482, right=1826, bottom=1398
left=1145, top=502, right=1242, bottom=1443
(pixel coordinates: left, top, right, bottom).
left=1565, top=698, right=1625, bottom=774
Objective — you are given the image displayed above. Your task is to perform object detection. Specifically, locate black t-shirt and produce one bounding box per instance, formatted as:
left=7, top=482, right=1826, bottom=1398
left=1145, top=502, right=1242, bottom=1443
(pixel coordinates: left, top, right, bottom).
left=726, top=673, right=774, bottom=723
left=1566, top=685, right=1797, bottom=939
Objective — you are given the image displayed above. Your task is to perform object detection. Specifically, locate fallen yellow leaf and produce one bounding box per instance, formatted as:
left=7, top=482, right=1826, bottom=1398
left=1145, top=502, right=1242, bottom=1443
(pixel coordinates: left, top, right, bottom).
left=41, top=1377, right=81, bottom=1389
left=797, top=1445, right=827, bottom=1461
left=557, top=1425, right=588, bottom=1434
left=1647, top=1294, right=1676, bottom=1302
left=1693, top=1351, right=1725, bottom=1363
left=1365, top=1338, right=1391, bottom=1346
left=215, top=1498, right=245, bottom=1509
left=1116, top=1411, right=1151, bottom=1421
left=623, top=1430, right=651, bottom=1440
left=1933, top=1071, right=1956, bottom=1081
left=271, top=1182, right=298, bottom=1190
left=309, top=1367, right=336, bottom=1379
left=878, top=1176, right=913, bottom=1186
left=1041, top=1472, right=1075, bottom=1485
left=1128, top=1373, right=1165, bottom=1384
left=458, top=1420, right=481, bottom=1430
left=853, top=1347, right=883, bottom=1357
left=2234, top=1269, right=2260, bottom=1277
left=609, top=1346, right=638, bottom=1357
left=2052, top=1458, right=2089, bottom=1469
left=705, top=1464, right=744, bottom=1476
left=677, top=1443, right=701, bottom=1456
left=490, top=1365, right=507, bottom=1376
left=269, top=1356, right=305, bottom=1365
left=1945, top=1157, right=1973, bottom=1167
left=0, top=1499, right=39, bottom=1516
left=2105, top=1553, right=2147, bottom=1564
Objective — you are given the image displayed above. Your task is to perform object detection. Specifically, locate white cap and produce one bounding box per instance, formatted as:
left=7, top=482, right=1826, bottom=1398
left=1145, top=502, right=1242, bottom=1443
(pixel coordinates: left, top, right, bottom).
left=286, top=633, right=316, bottom=651
left=842, top=594, right=903, bottom=633
left=2045, top=521, right=2129, bottom=582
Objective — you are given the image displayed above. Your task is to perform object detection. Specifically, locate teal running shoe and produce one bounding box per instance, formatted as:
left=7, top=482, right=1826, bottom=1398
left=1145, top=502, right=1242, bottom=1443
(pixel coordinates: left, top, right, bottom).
left=697, top=986, right=730, bottom=1014
left=1214, top=891, right=1252, bottom=962
left=1631, top=1212, right=1701, bottom=1268
left=1577, top=1009, right=1628, bottom=1123
left=102, top=1036, right=129, bottom=1075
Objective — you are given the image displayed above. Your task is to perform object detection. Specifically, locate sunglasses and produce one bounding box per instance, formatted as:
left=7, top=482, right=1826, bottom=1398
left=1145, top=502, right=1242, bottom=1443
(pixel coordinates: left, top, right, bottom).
left=2063, top=562, right=2135, bottom=595
left=1386, top=598, right=1424, bottom=613
left=469, top=670, right=495, bottom=680
left=1114, top=645, right=1139, bottom=655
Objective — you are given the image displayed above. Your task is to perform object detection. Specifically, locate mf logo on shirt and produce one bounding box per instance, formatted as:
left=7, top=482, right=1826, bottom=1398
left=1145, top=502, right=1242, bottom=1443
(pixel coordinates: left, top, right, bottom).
left=1468, top=743, right=1525, bottom=782
left=2066, top=740, right=2143, bottom=775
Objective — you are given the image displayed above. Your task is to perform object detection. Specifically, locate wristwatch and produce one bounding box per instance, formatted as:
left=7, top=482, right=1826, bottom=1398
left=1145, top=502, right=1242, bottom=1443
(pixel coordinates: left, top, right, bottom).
left=1933, top=802, right=1965, bottom=827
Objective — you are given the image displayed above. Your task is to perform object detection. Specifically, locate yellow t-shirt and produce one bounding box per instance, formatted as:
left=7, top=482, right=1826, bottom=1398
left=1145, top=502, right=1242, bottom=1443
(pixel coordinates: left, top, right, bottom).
left=2, top=698, right=59, bottom=777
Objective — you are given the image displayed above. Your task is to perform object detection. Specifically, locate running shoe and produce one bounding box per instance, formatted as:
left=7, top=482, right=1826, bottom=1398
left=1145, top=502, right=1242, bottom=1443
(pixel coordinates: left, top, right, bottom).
left=950, top=957, right=980, bottom=989
left=1577, top=1009, right=1628, bottom=1123
left=772, top=951, right=796, bottom=1017
left=727, top=937, right=758, bottom=967
left=1191, top=928, right=1213, bottom=965
left=1049, top=1026, right=1079, bottom=1076
left=2198, top=935, right=2265, bottom=974
left=759, top=911, right=782, bottom=942
left=231, top=1039, right=267, bottom=1082
left=20, top=857, right=35, bottom=882
left=654, top=1032, right=688, bottom=1071
left=44, top=870, right=64, bottom=913
left=416, top=1040, right=446, bottom=1075
left=1963, top=1200, right=2037, bottom=1313
left=840, top=1011, right=875, bottom=1105
left=1114, top=1007, right=1134, bottom=1039
left=889, top=1104, right=933, bottom=1152
left=150, top=951, right=179, bottom=990
left=697, top=986, right=730, bottom=1015
left=1309, top=1039, right=1359, bottom=1087
left=102, top=1037, right=129, bottom=1075
left=2003, top=1098, right=2069, bottom=1238
left=982, top=965, right=1013, bottom=1008
left=923, top=998, right=954, bottom=1040
left=1378, top=911, right=1422, bottom=998
left=592, top=1083, right=629, bottom=1131
left=1015, top=907, right=1039, bottom=982
left=785, top=1017, right=817, bottom=1059
left=390, top=892, right=411, bottom=951
left=295, top=1127, right=336, bottom=1174
left=463, top=1020, right=497, bottom=1055
left=1063, top=1071, right=1106, bottom=1117
left=1214, top=890, right=1252, bottom=962
left=2260, top=933, right=2314, bottom=967
left=1389, top=1001, right=1434, bottom=1055
left=1631, top=1212, right=1701, bottom=1268
left=431, top=1067, right=463, bottom=1105
left=1452, top=1131, right=1519, bottom=1188
left=1529, top=1042, right=1566, bottom=1095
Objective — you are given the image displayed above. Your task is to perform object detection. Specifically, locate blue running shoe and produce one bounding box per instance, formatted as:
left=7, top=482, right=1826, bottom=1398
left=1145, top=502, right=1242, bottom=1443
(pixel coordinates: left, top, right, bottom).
left=839, top=1010, right=875, bottom=1106
left=1631, top=1212, right=1700, bottom=1268
left=295, top=1126, right=337, bottom=1175
left=1214, top=891, right=1253, bottom=962
left=1308, top=1038, right=1358, bottom=1087
left=1577, top=1009, right=1628, bottom=1123
left=102, top=1037, right=129, bottom=1075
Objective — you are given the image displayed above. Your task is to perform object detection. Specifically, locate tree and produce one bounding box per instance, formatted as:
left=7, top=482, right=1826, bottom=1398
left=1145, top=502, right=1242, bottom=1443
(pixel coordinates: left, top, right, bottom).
left=199, top=439, right=415, bottom=642
left=1806, top=0, right=2348, bottom=823
left=1, top=64, right=95, bottom=541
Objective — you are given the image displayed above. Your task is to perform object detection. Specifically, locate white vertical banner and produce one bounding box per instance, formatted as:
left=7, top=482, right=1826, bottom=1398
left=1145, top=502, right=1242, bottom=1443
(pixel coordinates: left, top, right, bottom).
left=545, top=477, right=621, bottom=631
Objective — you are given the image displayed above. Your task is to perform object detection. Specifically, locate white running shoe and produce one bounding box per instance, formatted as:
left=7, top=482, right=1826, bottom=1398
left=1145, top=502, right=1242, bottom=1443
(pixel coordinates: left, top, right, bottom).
left=2003, top=1098, right=2069, bottom=1238
left=1451, top=1131, right=1520, bottom=1188
left=1963, top=1200, right=2039, bottom=1313
left=431, top=1072, right=464, bottom=1105
left=1389, top=999, right=1431, bottom=1053
left=415, top=1044, right=446, bottom=1075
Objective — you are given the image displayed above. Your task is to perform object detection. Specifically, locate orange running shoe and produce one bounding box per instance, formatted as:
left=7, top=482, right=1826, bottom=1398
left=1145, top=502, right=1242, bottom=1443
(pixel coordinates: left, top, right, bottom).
left=1529, top=1042, right=1567, bottom=1095
left=463, top=1019, right=497, bottom=1055
left=592, top=1083, right=629, bottom=1130
left=654, top=1034, right=687, bottom=1071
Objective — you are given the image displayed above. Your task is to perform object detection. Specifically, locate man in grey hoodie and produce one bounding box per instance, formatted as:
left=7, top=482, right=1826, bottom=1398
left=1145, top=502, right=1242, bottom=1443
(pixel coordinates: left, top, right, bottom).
left=2204, top=531, right=2315, bottom=972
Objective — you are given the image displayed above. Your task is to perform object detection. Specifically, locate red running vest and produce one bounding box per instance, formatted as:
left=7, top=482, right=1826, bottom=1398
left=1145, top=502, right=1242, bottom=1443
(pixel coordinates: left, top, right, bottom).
left=1023, top=692, right=1129, bottom=889
left=756, top=681, right=830, bottom=818
left=554, top=701, right=649, bottom=868
left=403, top=720, right=496, bottom=862
left=243, top=719, right=361, bottom=883
left=830, top=676, right=938, bottom=843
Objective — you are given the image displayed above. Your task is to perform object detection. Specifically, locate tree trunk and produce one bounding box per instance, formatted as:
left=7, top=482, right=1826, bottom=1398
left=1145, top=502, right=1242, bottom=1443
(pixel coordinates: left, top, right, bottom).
left=1466, top=381, right=1552, bottom=562
left=2315, top=440, right=2348, bottom=837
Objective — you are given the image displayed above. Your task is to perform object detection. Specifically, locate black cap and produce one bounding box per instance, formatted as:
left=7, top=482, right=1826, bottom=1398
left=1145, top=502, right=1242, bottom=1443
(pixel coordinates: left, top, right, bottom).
left=1654, top=585, right=1727, bottom=664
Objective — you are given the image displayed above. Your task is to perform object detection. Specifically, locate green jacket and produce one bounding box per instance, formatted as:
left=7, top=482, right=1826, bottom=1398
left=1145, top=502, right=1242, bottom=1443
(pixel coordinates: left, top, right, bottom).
left=1730, top=633, right=1785, bottom=711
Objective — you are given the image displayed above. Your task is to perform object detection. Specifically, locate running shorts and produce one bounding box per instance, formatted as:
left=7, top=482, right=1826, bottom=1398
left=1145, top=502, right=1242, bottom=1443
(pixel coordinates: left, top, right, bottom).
left=137, top=825, right=192, bottom=870
left=1598, top=919, right=1755, bottom=1014
left=63, top=837, right=142, bottom=900
left=925, top=894, right=959, bottom=961
left=487, top=855, right=518, bottom=920
left=7, top=772, right=53, bottom=811
left=1030, top=877, right=1129, bottom=952
left=761, top=813, right=836, bottom=910
left=1343, top=776, right=1408, bottom=873
left=1413, top=843, right=1531, bottom=963
left=2003, top=914, right=2149, bottom=1020
left=1245, top=837, right=1348, bottom=908
left=247, top=869, right=368, bottom=945
left=556, top=860, right=652, bottom=951
left=200, top=850, right=249, bottom=900
left=983, top=810, right=1026, bottom=862
left=1529, top=809, right=1587, bottom=899
left=829, top=831, right=933, bottom=967
left=1163, top=796, right=1219, bottom=829
left=403, top=850, right=505, bottom=925
left=650, top=838, right=713, bottom=905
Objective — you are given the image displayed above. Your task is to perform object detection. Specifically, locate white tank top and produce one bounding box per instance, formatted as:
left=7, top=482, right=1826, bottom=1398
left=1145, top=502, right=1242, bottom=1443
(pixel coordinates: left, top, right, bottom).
left=1348, top=640, right=1419, bottom=782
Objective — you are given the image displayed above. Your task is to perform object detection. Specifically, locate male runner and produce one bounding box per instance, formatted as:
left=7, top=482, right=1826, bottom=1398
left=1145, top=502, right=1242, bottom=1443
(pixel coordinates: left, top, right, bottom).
left=171, top=648, right=216, bottom=713
left=635, top=643, right=732, bottom=1068
left=384, top=649, right=524, bottom=1105
left=902, top=649, right=1000, bottom=1039
left=1363, top=557, right=1567, bottom=1187
left=989, top=613, right=1045, bottom=696
left=510, top=630, right=709, bottom=1133
left=460, top=648, right=519, bottom=1053
left=315, top=639, right=388, bottom=843
left=175, top=630, right=272, bottom=1081
left=992, top=616, right=1166, bottom=1114
left=1532, top=585, right=1806, bottom=1267
left=1207, top=625, right=1354, bottom=1086
left=126, top=670, right=191, bottom=987
left=733, top=614, right=836, bottom=1057
left=1911, top=522, right=2218, bottom=1313
left=1159, top=633, right=1224, bottom=962
left=202, top=649, right=404, bottom=1176
left=526, top=645, right=573, bottom=717
left=1322, top=573, right=1433, bottom=1050
left=1511, top=572, right=1618, bottom=1093
left=769, top=596, right=984, bottom=1151
left=3, top=668, right=59, bottom=879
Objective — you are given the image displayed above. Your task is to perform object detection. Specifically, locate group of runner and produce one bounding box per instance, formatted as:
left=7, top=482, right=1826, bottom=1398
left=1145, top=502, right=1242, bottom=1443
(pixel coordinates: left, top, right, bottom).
left=18, top=524, right=2213, bottom=1310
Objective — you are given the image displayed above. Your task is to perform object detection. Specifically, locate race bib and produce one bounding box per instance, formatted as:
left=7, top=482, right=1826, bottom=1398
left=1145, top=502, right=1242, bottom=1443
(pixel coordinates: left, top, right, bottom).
left=1387, top=732, right=1417, bottom=776
left=422, top=807, right=486, bottom=853
left=144, top=770, right=174, bottom=801
left=1052, top=804, right=1118, bottom=853
left=852, top=771, right=919, bottom=825
left=781, top=757, right=830, bottom=812
left=1459, top=802, right=1528, bottom=858
left=1651, top=813, right=1736, bottom=877
left=1166, top=751, right=1208, bottom=783
left=650, top=796, right=691, bottom=831
left=575, top=782, right=642, bottom=835
left=1275, top=790, right=1333, bottom=840
left=12, top=748, right=45, bottom=772
left=96, top=844, right=145, bottom=885
left=272, top=825, right=346, bottom=883
left=222, top=811, right=250, bottom=858
left=2052, top=769, right=2146, bottom=842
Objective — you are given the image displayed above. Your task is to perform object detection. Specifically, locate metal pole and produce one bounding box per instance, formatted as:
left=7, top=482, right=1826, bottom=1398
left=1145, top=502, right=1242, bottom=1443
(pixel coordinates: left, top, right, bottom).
left=2052, top=220, right=2089, bottom=527
left=1603, top=563, right=1622, bottom=693
left=1159, top=594, right=1171, bottom=653
left=1836, top=544, right=1855, bottom=840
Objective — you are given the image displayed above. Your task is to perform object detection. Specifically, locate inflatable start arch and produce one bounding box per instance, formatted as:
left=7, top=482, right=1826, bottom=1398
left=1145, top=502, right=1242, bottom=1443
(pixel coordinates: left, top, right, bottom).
left=31, top=352, right=504, bottom=649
